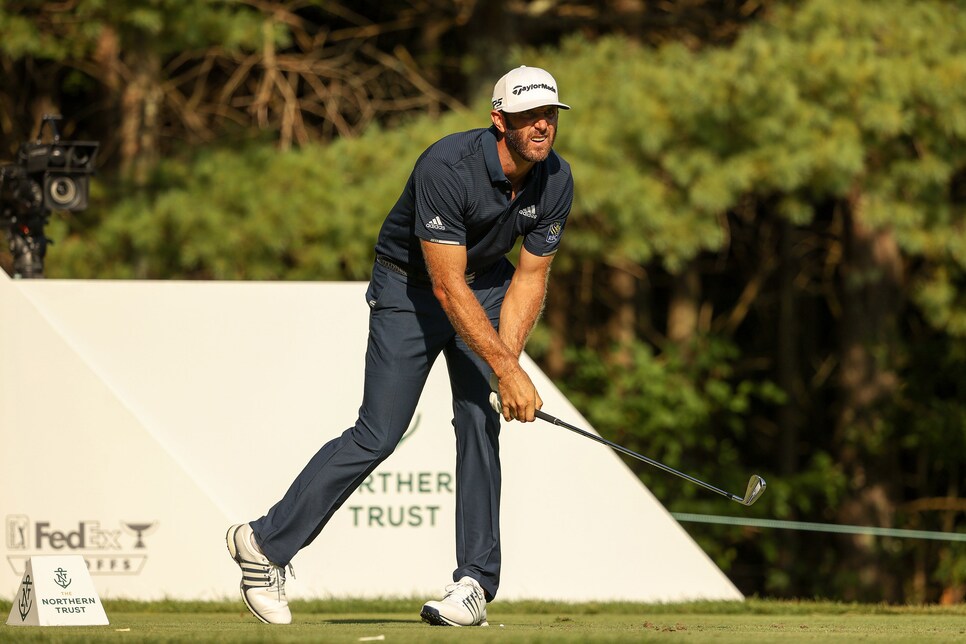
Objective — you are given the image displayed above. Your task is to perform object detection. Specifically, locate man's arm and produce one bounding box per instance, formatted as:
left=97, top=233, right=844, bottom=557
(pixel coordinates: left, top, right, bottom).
left=499, top=247, right=554, bottom=358
left=421, top=239, right=541, bottom=422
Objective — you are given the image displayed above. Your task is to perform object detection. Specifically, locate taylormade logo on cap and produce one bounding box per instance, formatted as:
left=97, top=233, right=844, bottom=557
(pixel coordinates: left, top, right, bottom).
left=513, top=82, right=556, bottom=96
left=492, top=66, right=571, bottom=113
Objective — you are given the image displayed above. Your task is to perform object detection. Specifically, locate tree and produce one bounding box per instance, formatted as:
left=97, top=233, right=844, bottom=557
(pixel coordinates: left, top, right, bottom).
left=535, top=0, right=966, bottom=599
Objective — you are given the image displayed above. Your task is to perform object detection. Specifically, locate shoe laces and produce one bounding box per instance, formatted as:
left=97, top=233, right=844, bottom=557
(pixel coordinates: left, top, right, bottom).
left=267, top=563, right=295, bottom=600
left=251, top=531, right=296, bottom=584
left=443, top=578, right=482, bottom=604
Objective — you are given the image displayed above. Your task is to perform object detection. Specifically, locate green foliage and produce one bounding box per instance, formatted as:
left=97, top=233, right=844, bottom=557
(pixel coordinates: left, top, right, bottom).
left=511, top=0, right=966, bottom=599
left=46, top=0, right=966, bottom=294
left=51, top=112, right=472, bottom=279
left=535, top=0, right=966, bottom=279
left=559, top=337, right=786, bottom=512
left=0, top=1, right=265, bottom=60
left=89, top=0, right=268, bottom=53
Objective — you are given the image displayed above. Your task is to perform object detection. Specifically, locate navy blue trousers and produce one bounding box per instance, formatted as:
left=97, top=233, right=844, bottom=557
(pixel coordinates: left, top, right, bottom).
left=251, top=258, right=513, bottom=601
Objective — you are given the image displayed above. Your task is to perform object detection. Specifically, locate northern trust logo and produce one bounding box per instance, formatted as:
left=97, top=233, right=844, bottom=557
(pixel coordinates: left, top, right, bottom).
left=347, top=414, right=454, bottom=529
left=5, top=516, right=157, bottom=576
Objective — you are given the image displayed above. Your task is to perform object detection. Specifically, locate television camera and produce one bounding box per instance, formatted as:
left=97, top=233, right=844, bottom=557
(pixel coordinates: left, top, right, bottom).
left=0, top=115, right=99, bottom=278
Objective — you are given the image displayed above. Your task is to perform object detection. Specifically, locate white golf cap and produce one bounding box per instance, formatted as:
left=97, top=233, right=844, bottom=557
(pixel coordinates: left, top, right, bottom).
left=491, top=66, right=571, bottom=113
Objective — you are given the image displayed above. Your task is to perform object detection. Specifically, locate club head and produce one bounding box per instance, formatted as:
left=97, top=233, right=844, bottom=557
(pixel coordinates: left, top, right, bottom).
left=741, top=474, right=766, bottom=506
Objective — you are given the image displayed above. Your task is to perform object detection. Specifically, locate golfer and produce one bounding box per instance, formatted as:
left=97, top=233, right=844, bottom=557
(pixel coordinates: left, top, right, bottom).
left=227, top=65, right=573, bottom=627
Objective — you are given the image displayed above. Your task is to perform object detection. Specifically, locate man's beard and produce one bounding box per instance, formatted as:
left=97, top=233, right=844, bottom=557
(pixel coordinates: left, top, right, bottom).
left=504, top=126, right=556, bottom=163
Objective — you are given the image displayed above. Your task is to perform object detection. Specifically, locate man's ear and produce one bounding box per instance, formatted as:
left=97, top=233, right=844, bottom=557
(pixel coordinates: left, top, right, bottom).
left=491, top=110, right=507, bottom=134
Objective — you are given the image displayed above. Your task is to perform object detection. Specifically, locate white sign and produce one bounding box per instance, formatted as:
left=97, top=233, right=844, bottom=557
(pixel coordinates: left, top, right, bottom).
left=6, top=555, right=109, bottom=626
left=0, top=271, right=742, bottom=603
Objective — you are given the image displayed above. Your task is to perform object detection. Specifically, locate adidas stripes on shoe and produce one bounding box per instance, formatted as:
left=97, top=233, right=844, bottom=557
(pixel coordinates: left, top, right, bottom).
left=226, top=523, right=292, bottom=624
left=420, top=576, right=489, bottom=627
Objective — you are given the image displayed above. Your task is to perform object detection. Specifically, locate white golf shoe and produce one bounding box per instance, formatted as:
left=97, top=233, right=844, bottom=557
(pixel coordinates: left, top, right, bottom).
left=226, top=523, right=292, bottom=624
left=420, top=576, right=489, bottom=627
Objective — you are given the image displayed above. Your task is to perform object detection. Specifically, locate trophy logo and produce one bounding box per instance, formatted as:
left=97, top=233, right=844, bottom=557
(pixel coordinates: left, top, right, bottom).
left=123, top=522, right=157, bottom=549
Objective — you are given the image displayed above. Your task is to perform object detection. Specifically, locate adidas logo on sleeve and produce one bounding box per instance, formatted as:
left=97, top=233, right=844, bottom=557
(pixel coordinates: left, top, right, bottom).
left=426, top=216, right=446, bottom=230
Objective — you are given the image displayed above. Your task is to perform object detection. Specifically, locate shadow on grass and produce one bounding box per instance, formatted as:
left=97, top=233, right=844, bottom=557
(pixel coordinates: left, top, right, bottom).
left=323, top=618, right=419, bottom=625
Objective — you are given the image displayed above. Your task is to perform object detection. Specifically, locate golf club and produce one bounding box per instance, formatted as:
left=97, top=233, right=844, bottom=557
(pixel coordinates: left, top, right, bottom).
left=535, top=409, right=766, bottom=506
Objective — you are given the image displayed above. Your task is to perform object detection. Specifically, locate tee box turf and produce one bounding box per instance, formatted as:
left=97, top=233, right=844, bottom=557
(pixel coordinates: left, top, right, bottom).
left=6, top=555, right=109, bottom=627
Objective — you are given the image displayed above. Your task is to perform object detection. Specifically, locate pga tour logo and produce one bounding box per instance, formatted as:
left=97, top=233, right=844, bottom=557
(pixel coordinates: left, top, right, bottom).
left=5, top=515, right=157, bottom=576
left=7, top=515, right=28, bottom=549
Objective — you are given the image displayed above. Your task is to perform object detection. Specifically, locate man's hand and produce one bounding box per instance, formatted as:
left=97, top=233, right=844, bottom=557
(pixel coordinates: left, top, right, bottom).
left=489, top=371, right=542, bottom=422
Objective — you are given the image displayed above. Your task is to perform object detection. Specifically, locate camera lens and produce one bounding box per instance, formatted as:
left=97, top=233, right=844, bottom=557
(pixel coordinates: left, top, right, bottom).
left=67, top=148, right=91, bottom=167
left=67, top=145, right=91, bottom=167
left=47, top=176, right=78, bottom=207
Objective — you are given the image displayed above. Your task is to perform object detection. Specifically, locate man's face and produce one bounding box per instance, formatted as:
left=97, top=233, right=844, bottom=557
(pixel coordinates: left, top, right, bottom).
left=501, top=106, right=559, bottom=163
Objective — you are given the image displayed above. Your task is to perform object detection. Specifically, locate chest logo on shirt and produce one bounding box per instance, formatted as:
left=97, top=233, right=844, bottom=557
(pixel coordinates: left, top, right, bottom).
left=518, top=205, right=537, bottom=219
left=547, top=221, right=563, bottom=243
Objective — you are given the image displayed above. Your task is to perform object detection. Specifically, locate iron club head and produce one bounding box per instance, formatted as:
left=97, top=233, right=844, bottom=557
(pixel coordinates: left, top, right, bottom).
left=741, top=474, right=766, bottom=506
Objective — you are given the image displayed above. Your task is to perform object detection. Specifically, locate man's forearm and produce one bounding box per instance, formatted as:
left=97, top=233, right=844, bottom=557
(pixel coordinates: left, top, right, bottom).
left=499, top=274, right=548, bottom=358
left=421, top=240, right=521, bottom=378
left=431, top=275, right=521, bottom=378
left=499, top=249, right=553, bottom=357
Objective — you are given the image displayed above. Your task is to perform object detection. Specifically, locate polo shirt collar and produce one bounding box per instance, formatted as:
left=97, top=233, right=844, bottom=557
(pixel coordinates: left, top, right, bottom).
left=483, top=125, right=509, bottom=186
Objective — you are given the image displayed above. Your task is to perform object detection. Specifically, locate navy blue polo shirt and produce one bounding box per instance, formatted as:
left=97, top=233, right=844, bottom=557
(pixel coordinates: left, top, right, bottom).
left=374, top=125, right=573, bottom=276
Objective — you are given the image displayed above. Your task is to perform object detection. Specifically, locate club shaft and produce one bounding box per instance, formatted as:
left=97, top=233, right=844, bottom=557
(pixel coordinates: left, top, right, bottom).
left=534, top=410, right=743, bottom=502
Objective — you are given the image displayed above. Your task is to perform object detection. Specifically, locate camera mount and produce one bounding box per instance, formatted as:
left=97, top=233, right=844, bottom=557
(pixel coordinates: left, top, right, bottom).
left=1, top=114, right=99, bottom=278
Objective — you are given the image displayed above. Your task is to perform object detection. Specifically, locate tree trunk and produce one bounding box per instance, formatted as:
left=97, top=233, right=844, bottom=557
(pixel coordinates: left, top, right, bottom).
left=543, top=279, right=569, bottom=379
left=119, top=47, right=163, bottom=184
left=833, top=194, right=903, bottom=601
left=667, top=262, right=700, bottom=344
left=775, top=217, right=805, bottom=595
left=463, top=0, right=516, bottom=85
left=606, top=261, right=637, bottom=366
left=777, top=219, right=801, bottom=477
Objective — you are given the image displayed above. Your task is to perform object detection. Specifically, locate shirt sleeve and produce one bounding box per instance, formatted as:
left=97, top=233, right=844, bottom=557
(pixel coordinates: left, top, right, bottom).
left=523, top=171, right=574, bottom=257
left=412, top=157, right=467, bottom=246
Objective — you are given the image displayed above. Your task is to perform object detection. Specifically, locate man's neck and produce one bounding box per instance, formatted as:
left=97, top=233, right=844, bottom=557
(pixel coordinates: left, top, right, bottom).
left=497, top=143, right=535, bottom=192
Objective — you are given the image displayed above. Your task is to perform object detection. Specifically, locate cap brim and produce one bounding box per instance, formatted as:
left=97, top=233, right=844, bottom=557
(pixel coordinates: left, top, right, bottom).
left=501, top=100, right=571, bottom=113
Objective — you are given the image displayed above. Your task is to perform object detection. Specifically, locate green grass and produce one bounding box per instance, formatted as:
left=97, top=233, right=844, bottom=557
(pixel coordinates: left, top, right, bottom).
left=2, top=598, right=965, bottom=642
